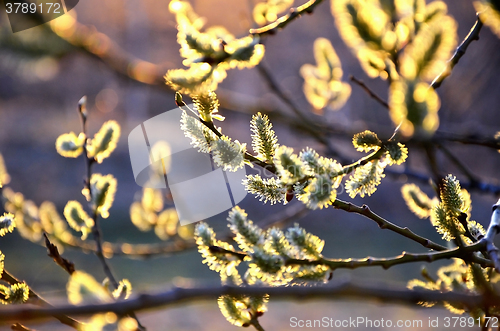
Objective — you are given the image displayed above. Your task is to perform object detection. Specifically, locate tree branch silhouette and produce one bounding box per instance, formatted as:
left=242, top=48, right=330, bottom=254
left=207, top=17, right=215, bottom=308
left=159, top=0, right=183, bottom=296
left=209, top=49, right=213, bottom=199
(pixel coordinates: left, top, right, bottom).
left=250, top=0, right=326, bottom=37
left=431, top=14, right=484, bottom=89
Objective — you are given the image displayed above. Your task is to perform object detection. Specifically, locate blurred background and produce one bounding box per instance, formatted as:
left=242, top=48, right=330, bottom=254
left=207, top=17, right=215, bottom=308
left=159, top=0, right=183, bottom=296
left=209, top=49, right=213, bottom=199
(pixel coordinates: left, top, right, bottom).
left=0, top=0, right=500, bottom=330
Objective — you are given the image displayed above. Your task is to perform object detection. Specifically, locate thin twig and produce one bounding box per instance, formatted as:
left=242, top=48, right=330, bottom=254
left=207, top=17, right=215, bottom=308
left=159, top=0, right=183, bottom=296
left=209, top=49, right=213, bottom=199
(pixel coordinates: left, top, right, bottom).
left=1, top=279, right=499, bottom=323
left=437, top=144, right=479, bottom=186
left=177, top=98, right=276, bottom=173
left=250, top=0, right=325, bottom=37
left=78, top=98, right=146, bottom=331
left=432, top=131, right=500, bottom=150
left=423, top=143, right=441, bottom=196
left=431, top=14, right=484, bottom=89
left=78, top=98, right=119, bottom=290
left=331, top=199, right=446, bottom=251
left=349, top=75, right=389, bottom=109
left=43, top=233, right=75, bottom=275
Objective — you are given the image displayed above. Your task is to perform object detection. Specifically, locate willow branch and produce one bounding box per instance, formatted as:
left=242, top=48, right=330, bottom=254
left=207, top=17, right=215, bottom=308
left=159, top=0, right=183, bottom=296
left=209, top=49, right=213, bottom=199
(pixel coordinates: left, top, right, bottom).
left=349, top=76, right=389, bottom=109
left=210, top=240, right=491, bottom=270
left=288, top=241, right=490, bottom=269
left=0, top=279, right=498, bottom=323
left=59, top=236, right=196, bottom=258
left=196, top=102, right=386, bottom=181
left=250, top=0, right=325, bottom=37
left=194, top=111, right=447, bottom=252
left=79, top=103, right=119, bottom=291
left=432, top=131, right=500, bottom=150
left=1, top=270, right=81, bottom=329
left=43, top=233, right=75, bottom=275
left=78, top=101, right=145, bottom=331
left=437, top=144, right=479, bottom=186
left=58, top=203, right=308, bottom=258
left=11, top=323, right=33, bottom=331
left=200, top=115, right=276, bottom=172
left=331, top=199, right=446, bottom=251
left=431, top=14, right=483, bottom=89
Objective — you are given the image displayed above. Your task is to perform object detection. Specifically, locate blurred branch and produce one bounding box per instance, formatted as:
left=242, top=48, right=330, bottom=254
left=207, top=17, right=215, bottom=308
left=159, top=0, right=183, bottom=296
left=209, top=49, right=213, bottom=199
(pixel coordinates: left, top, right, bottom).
left=0, top=279, right=498, bottom=323
left=11, top=0, right=169, bottom=90
left=60, top=236, right=196, bottom=258
left=349, top=75, right=389, bottom=109
left=432, top=131, right=500, bottom=150
left=43, top=233, right=75, bottom=275
left=1, top=271, right=81, bottom=329
left=250, top=0, right=325, bottom=37
left=431, top=14, right=484, bottom=89
left=10, top=324, right=33, bottom=331
left=59, top=203, right=308, bottom=258
left=50, top=16, right=167, bottom=87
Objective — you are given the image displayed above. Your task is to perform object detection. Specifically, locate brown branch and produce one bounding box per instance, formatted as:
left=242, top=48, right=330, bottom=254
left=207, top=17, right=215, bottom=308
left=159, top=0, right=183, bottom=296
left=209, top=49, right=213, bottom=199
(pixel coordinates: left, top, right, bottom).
left=423, top=143, right=442, bottom=196
left=0, top=279, right=498, bottom=323
left=43, top=233, right=75, bottom=275
left=78, top=98, right=119, bottom=290
left=332, top=199, right=446, bottom=251
left=13, top=0, right=168, bottom=91
left=1, top=271, right=80, bottom=329
left=432, top=131, right=500, bottom=150
left=11, top=324, right=34, bottom=331
left=288, top=241, right=490, bottom=269
left=250, top=0, right=325, bottom=37
left=59, top=236, right=196, bottom=258
left=437, top=144, right=480, bottom=187
left=210, top=240, right=492, bottom=270
left=349, top=75, right=389, bottom=109
left=64, top=202, right=305, bottom=259
left=431, top=14, right=483, bottom=89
